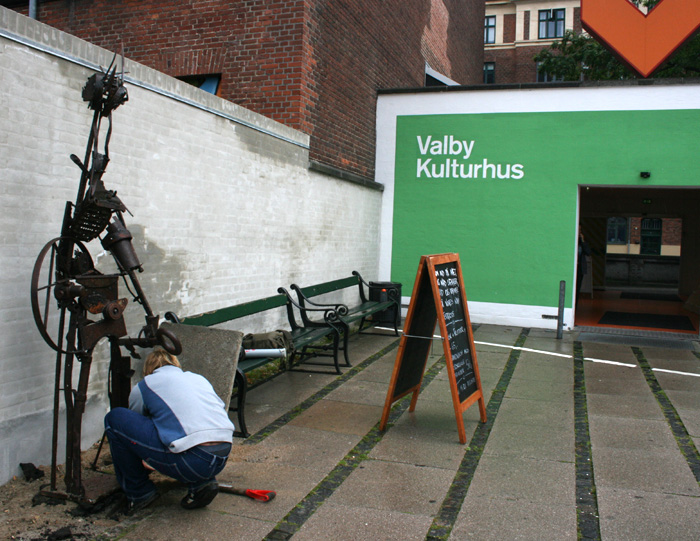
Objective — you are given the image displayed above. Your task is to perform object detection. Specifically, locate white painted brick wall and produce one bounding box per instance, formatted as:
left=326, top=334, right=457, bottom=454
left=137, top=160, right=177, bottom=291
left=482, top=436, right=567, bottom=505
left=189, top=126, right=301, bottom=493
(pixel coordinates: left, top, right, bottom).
left=0, top=8, right=383, bottom=485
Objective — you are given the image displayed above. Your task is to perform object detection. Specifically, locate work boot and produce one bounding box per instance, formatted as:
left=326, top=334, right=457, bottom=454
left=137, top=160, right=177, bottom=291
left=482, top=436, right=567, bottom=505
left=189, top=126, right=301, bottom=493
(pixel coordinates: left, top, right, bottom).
left=181, top=480, right=219, bottom=509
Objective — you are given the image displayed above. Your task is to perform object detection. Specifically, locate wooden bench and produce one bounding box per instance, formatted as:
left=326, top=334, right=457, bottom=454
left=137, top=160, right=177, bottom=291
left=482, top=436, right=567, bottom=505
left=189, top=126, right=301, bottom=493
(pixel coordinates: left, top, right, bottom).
left=289, top=271, right=401, bottom=367
left=164, top=289, right=342, bottom=437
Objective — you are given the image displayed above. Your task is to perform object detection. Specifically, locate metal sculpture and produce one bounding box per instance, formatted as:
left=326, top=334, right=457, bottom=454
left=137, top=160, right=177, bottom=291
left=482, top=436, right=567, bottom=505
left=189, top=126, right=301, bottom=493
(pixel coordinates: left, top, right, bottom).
left=30, top=55, right=181, bottom=503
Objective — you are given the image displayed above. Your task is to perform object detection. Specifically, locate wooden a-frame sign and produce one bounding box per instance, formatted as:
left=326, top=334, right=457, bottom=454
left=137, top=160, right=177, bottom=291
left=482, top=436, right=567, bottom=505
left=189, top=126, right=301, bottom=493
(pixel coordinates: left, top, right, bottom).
left=379, top=253, right=486, bottom=444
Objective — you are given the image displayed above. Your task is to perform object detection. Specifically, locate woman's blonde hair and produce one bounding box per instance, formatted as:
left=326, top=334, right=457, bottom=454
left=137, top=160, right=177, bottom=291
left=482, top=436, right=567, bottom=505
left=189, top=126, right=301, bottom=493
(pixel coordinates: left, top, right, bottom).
left=143, top=349, right=181, bottom=377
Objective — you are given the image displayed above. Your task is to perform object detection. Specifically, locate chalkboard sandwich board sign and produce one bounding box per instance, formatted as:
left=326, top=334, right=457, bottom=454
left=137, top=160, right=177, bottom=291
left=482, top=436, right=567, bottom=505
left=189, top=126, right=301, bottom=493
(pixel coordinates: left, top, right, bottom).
left=379, top=253, right=486, bottom=444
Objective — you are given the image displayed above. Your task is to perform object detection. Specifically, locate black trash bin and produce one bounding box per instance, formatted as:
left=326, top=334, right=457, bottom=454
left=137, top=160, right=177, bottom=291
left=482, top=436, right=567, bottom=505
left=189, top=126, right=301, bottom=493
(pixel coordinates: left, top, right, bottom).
left=368, top=281, right=402, bottom=327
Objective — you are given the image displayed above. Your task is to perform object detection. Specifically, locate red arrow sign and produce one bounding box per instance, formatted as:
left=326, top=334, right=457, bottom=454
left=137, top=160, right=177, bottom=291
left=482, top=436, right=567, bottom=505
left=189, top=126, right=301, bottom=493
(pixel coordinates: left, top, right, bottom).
left=581, top=0, right=700, bottom=78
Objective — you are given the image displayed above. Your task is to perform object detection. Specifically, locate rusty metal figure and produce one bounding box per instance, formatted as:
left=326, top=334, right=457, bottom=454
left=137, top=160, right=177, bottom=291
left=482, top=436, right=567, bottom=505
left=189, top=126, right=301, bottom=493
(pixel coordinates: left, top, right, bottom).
left=30, top=55, right=181, bottom=503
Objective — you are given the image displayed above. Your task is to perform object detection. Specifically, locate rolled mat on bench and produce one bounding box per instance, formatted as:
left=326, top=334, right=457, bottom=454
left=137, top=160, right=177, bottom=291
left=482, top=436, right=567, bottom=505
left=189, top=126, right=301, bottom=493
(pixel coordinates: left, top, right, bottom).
left=159, top=322, right=243, bottom=410
left=242, top=330, right=293, bottom=354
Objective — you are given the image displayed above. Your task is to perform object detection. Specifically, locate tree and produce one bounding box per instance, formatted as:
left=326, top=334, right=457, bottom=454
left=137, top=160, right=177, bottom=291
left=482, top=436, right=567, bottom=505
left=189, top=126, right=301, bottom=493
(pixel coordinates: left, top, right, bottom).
left=534, top=0, right=700, bottom=81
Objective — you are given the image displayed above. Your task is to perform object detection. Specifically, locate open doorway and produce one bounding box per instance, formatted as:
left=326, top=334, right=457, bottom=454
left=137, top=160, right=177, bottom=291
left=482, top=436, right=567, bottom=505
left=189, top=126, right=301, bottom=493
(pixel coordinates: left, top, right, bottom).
left=576, top=186, right=700, bottom=334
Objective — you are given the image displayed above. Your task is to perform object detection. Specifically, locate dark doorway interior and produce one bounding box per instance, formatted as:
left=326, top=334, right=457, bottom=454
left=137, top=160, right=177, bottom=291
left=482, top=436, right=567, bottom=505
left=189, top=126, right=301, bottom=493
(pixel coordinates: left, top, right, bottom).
left=576, top=186, right=700, bottom=334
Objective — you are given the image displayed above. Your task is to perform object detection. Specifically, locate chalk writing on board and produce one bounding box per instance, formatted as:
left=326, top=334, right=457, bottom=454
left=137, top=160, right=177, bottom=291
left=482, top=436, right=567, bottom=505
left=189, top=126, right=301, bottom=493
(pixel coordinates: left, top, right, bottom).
left=435, top=262, right=477, bottom=402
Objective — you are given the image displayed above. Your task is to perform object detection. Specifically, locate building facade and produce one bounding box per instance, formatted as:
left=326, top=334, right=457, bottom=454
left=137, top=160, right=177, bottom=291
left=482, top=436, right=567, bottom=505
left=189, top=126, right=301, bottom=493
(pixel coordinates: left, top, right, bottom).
left=8, top=0, right=485, bottom=181
left=375, top=81, right=700, bottom=329
left=484, top=0, right=581, bottom=84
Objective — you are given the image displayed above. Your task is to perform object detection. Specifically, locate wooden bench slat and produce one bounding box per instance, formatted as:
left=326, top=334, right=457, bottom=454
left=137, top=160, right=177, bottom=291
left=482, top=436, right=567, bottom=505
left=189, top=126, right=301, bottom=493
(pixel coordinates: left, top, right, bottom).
left=181, top=294, right=287, bottom=327
left=298, top=276, right=357, bottom=298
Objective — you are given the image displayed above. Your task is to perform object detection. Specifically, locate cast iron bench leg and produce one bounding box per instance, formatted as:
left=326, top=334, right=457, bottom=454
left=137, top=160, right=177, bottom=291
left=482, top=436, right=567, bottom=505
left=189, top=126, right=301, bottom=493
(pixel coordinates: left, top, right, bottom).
left=232, top=368, right=250, bottom=438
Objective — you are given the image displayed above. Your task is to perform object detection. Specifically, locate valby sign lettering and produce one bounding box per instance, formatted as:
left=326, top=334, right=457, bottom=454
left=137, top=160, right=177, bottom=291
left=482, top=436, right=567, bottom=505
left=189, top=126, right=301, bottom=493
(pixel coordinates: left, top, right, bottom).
left=415, top=135, right=525, bottom=180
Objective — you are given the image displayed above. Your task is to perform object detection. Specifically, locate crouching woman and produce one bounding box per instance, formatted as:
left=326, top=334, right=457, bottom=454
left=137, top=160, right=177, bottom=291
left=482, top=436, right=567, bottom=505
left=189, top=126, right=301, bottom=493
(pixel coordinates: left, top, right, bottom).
left=104, top=349, right=234, bottom=513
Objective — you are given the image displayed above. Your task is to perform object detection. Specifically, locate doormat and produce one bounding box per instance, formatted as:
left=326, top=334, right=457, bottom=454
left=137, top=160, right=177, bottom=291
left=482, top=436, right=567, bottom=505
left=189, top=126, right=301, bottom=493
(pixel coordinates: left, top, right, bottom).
left=620, top=292, right=681, bottom=302
left=598, top=311, right=695, bottom=331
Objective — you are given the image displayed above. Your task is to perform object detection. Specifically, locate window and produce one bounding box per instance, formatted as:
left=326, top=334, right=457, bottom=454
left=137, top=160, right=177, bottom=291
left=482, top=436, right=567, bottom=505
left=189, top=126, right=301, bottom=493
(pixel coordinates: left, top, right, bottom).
left=176, top=74, right=221, bottom=95
left=607, top=217, right=628, bottom=244
left=640, top=218, right=662, bottom=255
left=484, top=16, right=496, bottom=44
left=483, top=62, right=495, bottom=84
left=538, top=9, right=565, bottom=39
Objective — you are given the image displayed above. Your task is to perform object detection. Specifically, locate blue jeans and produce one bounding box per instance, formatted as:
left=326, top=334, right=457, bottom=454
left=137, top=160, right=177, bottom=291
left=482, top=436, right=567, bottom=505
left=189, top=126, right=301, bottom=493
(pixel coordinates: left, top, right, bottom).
left=104, top=407, right=230, bottom=503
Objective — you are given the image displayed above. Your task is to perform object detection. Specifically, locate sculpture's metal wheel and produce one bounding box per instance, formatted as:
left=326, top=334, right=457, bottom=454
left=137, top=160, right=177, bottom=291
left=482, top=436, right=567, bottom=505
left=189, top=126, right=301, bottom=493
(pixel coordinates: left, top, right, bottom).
left=30, top=237, right=93, bottom=354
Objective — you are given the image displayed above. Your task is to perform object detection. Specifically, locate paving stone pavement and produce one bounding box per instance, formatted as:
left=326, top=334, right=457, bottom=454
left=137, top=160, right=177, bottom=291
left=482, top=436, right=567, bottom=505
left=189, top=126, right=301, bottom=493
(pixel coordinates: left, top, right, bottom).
left=118, top=325, right=700, bottom=540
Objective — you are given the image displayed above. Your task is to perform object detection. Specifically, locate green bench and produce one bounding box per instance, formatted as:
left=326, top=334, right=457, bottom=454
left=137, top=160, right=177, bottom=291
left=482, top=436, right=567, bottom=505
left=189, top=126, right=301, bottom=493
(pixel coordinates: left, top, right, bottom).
left=164, top=288, right=342, bottom=437
left=289, top=271, right=401, bottom=366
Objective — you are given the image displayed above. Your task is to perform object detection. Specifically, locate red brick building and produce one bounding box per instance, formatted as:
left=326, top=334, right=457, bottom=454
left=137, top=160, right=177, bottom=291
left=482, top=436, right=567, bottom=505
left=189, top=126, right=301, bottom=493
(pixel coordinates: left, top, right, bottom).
left=8, top=0, right=485, bottom=181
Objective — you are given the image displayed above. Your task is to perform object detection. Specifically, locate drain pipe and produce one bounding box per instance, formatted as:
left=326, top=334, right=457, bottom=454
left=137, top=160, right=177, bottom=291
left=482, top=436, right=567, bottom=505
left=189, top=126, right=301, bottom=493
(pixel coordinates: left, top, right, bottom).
left=29, top=0, right=38, bottom=19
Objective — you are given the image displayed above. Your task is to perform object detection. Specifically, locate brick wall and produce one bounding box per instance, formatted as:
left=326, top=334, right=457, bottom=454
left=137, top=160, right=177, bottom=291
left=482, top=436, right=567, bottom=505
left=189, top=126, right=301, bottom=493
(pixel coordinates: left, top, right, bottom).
left=27, top=0, right=484, bottom=180
left=503, top=13, right=516, bottom=43
left=484, top=48, right=516, bottom=84
left=0, top=7, right=383, bottom=486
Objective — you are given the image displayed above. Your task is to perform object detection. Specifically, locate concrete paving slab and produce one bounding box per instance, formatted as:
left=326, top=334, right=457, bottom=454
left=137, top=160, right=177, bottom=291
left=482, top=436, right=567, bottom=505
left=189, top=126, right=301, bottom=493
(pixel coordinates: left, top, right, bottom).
left=639, top=348, right=700, bottom=364
left=392, top=400, right=481, bottom=437
left=511, top=356, right=574, bottom=384
left=294, top=502, right=433, bottom=541
left=369, top=422, right=469, bottom=470
left=652, top=371, right=700, bottom=392
left=244, top=370, right=336, bottom=406
left=243, top=425, right=360, bottom=470
left=586, top=392, right=665, bottom=420
left=505, top=376, right=572, bottom=403
left=121, top=505, right=274, bottom=540
left=580, top=342, right=639, bottom=363
left=588, top=415, right=679, bottom=450
left=585, top=365, right=650, bottom=396
left=528, top=328, right=576, bottom=344
left=473, top=324, right=524, bottom=343
left=466, top=455, right=575, bottom=505
left=215, top=461, right=324, bottom=522
left=676, top=407, right=700, bottom=437
left=518, top=335, right=577, bottom=355
left=450, top=497, right=576, bottom=541
left=473, top=345, right=512, bottom=363
left=243, top=403, right=297, bottom=435
left=654, top=385, right=700, bottom=411
left=352, top=354, right=402, bottom=383
left=325, top=378, right=393, bottom=407
left=597, top=486, right=700, bottom=541
left=646, top=357, right=700, bottom=373
left=592, top=447, right=700, bottom=496
left=326, top=459, right=454, bottom=515
left=344, top=332, right=398, bottom=358
left=418, top=378, right=457, bottom=404
left=496, top=396, right=574, bottom=428
left=484, top=421, right=574, bottom=462
left=288, top=399, right=383, bottom=435
left=477, top=366, right=507, bottom=388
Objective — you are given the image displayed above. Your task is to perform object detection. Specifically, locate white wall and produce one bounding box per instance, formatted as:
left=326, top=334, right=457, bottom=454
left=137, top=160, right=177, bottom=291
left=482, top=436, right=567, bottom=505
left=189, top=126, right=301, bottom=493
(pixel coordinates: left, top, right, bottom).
left=0, top=8, right=383, bottom=486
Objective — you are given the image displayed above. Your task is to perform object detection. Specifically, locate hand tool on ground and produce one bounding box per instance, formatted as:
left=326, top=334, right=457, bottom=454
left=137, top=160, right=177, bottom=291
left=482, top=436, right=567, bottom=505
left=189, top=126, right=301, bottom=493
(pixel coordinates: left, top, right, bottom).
left=218, top=483, right=276, bottom=502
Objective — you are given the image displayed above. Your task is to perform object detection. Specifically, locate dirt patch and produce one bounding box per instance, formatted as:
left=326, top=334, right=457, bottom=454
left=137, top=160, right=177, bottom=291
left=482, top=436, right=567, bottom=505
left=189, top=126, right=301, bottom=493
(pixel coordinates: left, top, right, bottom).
left=1, top=443, right=256, bottom=540
left=0, top=443, right=167, bottom=540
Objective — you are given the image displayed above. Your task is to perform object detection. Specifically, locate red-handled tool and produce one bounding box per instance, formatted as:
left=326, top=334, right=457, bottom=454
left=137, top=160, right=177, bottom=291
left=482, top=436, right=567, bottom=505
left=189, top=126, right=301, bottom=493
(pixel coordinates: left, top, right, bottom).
left=218, top=483, right=276, bottom=502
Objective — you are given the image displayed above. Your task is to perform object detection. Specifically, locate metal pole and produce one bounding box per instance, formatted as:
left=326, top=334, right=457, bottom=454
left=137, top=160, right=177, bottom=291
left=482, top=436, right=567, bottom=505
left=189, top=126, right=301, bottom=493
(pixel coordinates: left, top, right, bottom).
left=557, top=280, right=566, bottom=340
left=28, top=0, right=38, bottom=20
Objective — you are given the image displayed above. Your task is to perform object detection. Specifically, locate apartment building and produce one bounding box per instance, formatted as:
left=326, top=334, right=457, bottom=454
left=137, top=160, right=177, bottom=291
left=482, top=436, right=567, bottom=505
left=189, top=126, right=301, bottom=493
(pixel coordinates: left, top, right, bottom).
left=484, top=0, right=582, bottom=84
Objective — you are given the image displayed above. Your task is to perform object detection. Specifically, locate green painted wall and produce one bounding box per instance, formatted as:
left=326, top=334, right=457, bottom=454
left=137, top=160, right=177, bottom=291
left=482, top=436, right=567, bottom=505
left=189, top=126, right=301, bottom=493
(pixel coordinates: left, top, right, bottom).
left=392, top=109, right=700, bottom=307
